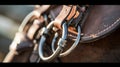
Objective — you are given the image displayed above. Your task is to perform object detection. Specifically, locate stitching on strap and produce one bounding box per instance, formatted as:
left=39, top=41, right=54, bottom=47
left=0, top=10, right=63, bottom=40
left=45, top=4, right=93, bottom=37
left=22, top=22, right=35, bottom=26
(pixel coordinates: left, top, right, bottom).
left=84, top=17, right=120, bottom=38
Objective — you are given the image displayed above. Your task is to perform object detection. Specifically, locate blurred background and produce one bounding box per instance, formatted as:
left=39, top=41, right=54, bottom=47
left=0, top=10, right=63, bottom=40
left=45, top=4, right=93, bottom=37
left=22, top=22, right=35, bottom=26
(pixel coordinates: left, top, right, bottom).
left=0, top=5, right=35, bottom=62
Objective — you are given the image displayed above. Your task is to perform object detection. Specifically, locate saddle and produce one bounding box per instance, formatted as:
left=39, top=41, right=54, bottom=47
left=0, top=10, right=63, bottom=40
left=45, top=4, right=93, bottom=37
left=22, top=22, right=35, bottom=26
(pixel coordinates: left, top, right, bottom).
left=81, top=5, right=120, bottom=43
left=2, top=5, right=120, bottom=62
left=48, top=5, right=120, bottom=43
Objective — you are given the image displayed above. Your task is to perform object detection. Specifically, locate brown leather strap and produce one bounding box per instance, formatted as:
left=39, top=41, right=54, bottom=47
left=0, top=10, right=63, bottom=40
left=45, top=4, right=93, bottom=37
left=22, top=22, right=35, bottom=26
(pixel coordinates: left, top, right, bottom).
left=66, top=6, right=77, bottom=21
left=53, top=5, right=80, bottom=29
left=54, top=5, right=72, bottom=29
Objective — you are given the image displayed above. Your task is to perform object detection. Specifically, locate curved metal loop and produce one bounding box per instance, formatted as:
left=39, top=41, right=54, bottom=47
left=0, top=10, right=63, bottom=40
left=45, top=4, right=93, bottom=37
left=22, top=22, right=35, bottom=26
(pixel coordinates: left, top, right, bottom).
left=18, top=10, right=41, bottom=32
left=38, top=22, right=68, bottom=62
left=3, top=10, right=42, bottom=63
left=51, top=25, right=81, bottom=57
left=18, top=5, right=51, bottom=32
left=19, top=5, right=50, bottom=32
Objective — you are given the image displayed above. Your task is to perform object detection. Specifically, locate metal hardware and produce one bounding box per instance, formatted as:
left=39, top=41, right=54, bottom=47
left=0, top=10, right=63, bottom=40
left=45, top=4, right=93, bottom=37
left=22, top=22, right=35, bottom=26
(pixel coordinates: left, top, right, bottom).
left=51, top=25, right=81, bottom=57
left=38, top=22, right=67, bottom=62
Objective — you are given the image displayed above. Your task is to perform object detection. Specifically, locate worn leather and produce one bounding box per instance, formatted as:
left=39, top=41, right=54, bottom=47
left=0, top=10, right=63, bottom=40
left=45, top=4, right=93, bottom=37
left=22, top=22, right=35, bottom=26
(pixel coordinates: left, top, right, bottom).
left=50, top=5, right=120, bottom=43
left=81, top=5, right=120, bottom=43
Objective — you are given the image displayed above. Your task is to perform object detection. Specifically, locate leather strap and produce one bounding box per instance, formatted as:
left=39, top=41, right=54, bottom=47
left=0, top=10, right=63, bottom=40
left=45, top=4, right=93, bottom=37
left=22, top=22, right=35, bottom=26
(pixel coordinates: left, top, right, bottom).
left=54, top=5, right=72, bottom=29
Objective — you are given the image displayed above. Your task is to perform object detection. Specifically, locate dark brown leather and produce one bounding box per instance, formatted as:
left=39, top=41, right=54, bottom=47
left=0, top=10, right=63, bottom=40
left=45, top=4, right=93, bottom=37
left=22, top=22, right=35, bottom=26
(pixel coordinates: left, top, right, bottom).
left=50, top=5, right=120, bottom=43
left=60, top=24, right=120, bottom=62
left=80, top=5, right=120, bottom=43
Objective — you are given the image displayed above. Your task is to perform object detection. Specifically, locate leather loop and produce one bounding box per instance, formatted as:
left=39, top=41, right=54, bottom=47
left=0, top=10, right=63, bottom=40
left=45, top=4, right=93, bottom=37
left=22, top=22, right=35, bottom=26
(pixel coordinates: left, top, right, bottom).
left=54, top=5, right=72, bottom=29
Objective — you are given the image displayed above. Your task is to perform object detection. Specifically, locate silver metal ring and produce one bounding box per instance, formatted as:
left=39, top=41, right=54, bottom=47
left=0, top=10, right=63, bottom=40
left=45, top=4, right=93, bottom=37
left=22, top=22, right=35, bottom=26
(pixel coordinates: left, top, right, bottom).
left=38, top=22, right=67, bottom=62
left=18, top=10, right=41, bottom=32
left=51, top=25, right=81, bottom=57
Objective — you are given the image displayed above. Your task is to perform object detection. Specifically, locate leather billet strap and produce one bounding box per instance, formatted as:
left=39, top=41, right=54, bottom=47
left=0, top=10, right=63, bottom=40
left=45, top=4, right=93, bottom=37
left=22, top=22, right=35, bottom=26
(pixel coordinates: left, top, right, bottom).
left=53, top=5, right=80, bottom=29
left=53, top=5, right=72, bottom=29
left=66, top=6, right=77, bottom=21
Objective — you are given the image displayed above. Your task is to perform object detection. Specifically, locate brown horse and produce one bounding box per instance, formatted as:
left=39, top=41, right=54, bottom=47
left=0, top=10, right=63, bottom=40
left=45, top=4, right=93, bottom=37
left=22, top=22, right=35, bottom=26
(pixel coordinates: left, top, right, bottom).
left=2, top=5, right=120, bottom=63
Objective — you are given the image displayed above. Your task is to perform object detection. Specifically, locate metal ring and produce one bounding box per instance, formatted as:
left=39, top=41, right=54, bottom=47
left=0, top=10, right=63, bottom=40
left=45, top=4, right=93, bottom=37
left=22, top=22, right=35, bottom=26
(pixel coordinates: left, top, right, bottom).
left=18, top=10, right=41, bottom=32
left=51, top=25, right=81, bottom=57
left=38, top=22, right=67, bottom=62
left=18, top=5, right=51, bottom=32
